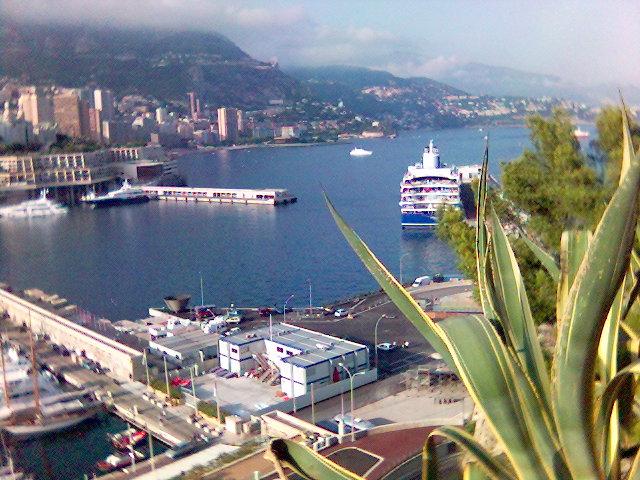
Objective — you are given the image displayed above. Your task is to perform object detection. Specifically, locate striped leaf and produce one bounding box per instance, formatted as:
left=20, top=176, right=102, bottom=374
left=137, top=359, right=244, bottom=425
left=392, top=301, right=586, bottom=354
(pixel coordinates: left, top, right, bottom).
left=552, top=139, right=640, bottom=479
left=556, top=230, right=591, bottom=325
left=267, top=439, right=366, bottom=480
left=436, top=314, right=557, bottom=480
left=423, top=426, right=515, bottom=480
left=486, top=208, right=552, bottom=408
left=324, top=191, right=456, bottom=371
left=520, top=235, right=560, bottom=283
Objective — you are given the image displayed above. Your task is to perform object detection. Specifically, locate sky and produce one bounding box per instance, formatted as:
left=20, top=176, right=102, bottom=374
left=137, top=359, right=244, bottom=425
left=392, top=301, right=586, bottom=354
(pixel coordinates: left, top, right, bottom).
left=2, top=0, right=640, bottom=88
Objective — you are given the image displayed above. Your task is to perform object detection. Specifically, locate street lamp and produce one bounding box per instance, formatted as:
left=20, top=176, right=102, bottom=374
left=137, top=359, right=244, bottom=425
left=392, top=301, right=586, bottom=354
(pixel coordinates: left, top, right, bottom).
left=338, top=363, right=364, bottom=442
left=399, top=252, right=410, bottom=285
left=283, top=294, right=294, bottom=323
left=374, top=314, right=388, bottom=370
left=307, top=279, right=312, bottom=314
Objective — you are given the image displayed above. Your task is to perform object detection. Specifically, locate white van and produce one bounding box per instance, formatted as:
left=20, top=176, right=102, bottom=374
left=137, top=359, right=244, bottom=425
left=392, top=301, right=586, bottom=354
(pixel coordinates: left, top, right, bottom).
left=412, top=275, right=432, bottom=287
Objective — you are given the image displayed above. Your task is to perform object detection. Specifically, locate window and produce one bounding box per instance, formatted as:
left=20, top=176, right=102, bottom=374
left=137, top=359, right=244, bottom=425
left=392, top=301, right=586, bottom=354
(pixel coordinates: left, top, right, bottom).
left=277, top=347, right=283, bottom=353
left=231, top=348, right=238, bottom=354
left=286, top=350, right=293, bottom=356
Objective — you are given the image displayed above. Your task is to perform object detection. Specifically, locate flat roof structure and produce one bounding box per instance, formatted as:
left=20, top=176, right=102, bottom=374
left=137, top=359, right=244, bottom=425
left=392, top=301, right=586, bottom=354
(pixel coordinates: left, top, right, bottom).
left=150, top=328, right=220, bottom=357
left=222, top=323, right=366, bottom=368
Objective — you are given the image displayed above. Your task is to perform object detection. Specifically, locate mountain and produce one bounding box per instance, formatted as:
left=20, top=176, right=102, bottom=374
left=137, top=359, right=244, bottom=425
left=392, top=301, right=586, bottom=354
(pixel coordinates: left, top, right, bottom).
left=0, top=23, right=307, bottom=108
left=285, top=65, right=469, bottom=128
left=429, top=62, right=640, bottom=105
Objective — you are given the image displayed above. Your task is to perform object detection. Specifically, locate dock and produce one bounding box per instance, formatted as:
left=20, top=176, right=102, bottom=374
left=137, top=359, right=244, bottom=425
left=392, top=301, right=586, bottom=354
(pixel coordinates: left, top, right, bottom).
left=0, top=325, right=219, bottom=448
left=141, top=186, right=297, bottom=205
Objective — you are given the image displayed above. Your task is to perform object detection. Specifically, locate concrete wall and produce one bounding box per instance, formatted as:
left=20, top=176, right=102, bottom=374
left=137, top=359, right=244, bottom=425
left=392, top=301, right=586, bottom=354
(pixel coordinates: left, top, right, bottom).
left=0, top=288, right=143, bottom=382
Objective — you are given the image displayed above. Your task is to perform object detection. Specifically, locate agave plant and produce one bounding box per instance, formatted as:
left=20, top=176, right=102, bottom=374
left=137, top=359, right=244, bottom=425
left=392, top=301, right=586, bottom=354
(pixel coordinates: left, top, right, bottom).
left=266, top=109, right=640, bottom=480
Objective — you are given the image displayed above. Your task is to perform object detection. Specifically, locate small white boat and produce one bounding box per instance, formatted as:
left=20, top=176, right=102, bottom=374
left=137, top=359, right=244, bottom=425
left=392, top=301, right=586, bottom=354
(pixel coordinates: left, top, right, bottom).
left=0, top=190, right=68, bottom=218
left=573, top=127, right=589, bottom=139
left=350, top=147, right=373, bottom=157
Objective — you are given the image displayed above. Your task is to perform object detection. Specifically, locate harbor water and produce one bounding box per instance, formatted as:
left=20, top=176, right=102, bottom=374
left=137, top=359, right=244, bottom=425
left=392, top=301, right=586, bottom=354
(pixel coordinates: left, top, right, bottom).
left=0, top=126, right=532, bottom=322
left=0, top=125, right=539, bottom=478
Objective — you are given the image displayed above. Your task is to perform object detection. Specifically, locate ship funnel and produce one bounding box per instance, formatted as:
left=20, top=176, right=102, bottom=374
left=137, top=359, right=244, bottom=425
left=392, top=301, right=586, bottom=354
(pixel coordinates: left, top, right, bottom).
left=422, top=140, right=440, bottom=169
left=163, top=294, right=191, bottom=313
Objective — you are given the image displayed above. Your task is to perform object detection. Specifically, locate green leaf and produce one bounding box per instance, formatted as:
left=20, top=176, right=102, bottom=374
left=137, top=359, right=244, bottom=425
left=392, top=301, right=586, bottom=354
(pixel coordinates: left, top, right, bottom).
left=437, top=314, right=558, bottom=480
left=424, top=426, right=515, bottom=480
left=486, top=208, right=552, bottom=408
left=476, top=143, right=498, bottom=321
left=323, top=191, right=456, bottom=372
left=520, top=235, right=560, bottom=283
left=266, top=439, right=366, bottom=480
left=556, top=230, right=591, bottom=324
left=553, top=141, right=640, bottom=479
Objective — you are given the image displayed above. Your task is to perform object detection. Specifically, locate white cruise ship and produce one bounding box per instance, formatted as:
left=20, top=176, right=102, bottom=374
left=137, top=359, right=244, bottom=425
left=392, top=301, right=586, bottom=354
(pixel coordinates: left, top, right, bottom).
left=399, top=140, right=462, bottom=228
left=0, top=190, right=68, bottom=218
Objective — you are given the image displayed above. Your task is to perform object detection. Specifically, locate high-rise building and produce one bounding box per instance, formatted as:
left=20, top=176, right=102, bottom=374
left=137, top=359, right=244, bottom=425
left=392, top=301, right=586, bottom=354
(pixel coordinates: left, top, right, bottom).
left=93, top=89, right=115, bottom=121
left=18, top=87, right=54, bottom=125
left=236, top=110, right=244, bottom=136
left=156, top=107, right=168, bottom=124
left=53, top=93, right=89, bottom=137
left=187, top=92, right=198, bottom=120
left=217, top=107, right=239, bottom=142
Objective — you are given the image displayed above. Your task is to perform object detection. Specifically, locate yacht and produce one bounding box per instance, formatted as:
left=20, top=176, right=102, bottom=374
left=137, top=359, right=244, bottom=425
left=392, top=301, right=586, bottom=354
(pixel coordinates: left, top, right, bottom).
left=399, top=140, right=462, bottom=228
left=0, top=190, right=68, bottom=218
left=81, top=179, right=150, bottom=208
left=350, top=147, right=373, bottom=157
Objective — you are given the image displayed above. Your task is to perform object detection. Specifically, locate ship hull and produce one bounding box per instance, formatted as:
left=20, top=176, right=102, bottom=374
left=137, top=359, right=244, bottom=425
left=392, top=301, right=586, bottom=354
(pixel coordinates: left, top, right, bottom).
left=84, top=195, right=150, bottom=208
left=401, top=212, right=438, bottom=228
left=2, top=406, right=100, bottom=438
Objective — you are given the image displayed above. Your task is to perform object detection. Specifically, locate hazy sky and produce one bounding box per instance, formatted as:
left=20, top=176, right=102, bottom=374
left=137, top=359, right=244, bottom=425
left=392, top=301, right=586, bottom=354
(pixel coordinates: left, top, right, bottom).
left=3, top=0, right=639, bottom=87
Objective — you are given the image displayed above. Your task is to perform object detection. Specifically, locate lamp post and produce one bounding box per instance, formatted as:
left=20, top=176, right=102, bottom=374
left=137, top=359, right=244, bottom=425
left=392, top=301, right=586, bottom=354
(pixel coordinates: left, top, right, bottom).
left=283, top=294, right=294, bottom=323
left=399, top=252, right=410, bottom=286
left=338, top=363, right=364, bottom=442
left=373, top=314, right=388, bottom=370
left=307, top=279, right=312, bottom=314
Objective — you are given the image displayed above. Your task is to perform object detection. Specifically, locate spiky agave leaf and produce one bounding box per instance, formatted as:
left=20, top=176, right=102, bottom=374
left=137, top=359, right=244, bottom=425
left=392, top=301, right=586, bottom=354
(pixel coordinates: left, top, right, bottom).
left=552, top=117, right=640, bottom=479
left=266, top=439, right=367, bottom=480
left=436, top=314, right=562, bottom=479
left=556, top=230, right=591, bottom=327
left=520, top=235, right=560, bottom=284
left=323, top=191, right=456, bottom=371
left=485, top=208, right=552, bottom=409
left=423, top=426, right=515, bottom=480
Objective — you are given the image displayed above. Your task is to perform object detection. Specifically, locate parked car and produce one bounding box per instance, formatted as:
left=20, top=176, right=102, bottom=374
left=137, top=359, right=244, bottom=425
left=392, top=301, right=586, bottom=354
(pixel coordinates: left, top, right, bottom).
left=333, top=414, right=375, bottom=431
left=432, top=273, right=446, bottom=283
left=274, top=306, right=293, bottom=315
left=412, top=275, right=432, bottom=287
left=227, top=327, right=241, bottom=335
left=376, top=342, right=397, bottom=351
left=258, top=307, right=272, bottom=317
left=334, top=308, right=348, bottom=318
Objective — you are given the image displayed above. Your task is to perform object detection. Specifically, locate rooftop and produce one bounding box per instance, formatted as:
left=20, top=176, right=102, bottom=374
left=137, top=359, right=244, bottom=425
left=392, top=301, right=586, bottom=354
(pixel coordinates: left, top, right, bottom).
left=222, top=323, right=367, bottom=367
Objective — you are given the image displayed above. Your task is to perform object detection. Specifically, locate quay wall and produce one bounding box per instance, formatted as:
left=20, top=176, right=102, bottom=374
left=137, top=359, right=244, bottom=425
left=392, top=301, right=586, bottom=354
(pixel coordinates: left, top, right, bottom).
left=0, top=288, right=145, bottom=382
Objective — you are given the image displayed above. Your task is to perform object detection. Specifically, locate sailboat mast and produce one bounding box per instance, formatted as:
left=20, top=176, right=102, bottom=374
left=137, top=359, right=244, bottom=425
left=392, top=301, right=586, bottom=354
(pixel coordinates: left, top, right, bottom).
left=0, top=334, right=10, bottom=409
left=28, top=312, right=41, bottom=419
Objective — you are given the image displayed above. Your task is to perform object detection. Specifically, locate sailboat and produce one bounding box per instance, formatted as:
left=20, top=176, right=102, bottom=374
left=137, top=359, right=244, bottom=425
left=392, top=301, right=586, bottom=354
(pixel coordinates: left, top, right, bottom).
left=0, top=330, right=102, bottom=438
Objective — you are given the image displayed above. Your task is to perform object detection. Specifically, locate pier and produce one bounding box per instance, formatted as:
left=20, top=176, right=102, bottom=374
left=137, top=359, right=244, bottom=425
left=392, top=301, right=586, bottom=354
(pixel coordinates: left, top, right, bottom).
left=141, top=186, right=297, bottom=205
left=1, top=324, right=217, bottom=448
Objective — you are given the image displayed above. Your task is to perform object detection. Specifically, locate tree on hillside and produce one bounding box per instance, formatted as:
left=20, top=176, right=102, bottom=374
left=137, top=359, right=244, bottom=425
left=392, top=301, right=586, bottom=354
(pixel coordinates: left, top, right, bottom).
left=501, top=109, right=605, bottom=251
left=592, top=105, right=640, bottom=189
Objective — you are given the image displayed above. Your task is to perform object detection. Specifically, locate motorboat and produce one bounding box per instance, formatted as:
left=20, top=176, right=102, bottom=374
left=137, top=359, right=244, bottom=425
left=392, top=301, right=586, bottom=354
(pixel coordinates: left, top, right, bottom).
left=0, top=190, right=68, bottom=218
left=110, top=427, right=148, bottom=450
left=81, top=179, right=150, bottom=208
left=350, top=147, right=373, bottom=157
left=96, top=450, right=145, bottom=472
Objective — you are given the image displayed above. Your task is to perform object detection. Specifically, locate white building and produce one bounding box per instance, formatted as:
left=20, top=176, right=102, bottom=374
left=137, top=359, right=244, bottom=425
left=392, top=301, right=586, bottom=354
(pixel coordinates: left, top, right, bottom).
left=218, top=323, right=372, bottom=398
